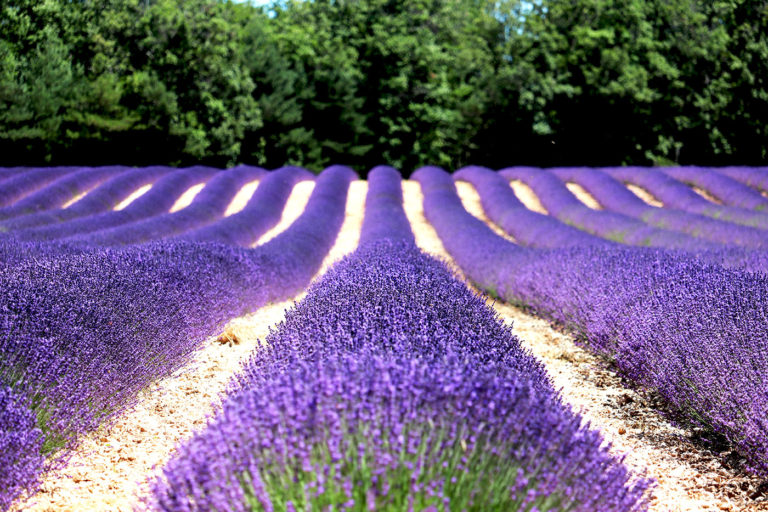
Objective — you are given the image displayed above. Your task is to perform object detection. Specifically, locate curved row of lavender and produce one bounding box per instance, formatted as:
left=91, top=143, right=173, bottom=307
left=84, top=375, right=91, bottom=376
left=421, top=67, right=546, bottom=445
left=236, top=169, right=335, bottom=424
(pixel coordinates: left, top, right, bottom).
left=0, top=167, right=80, bottom=208
left=415, top=166, right=768, bottom=477
left=0, top=166, right=124, bottom=222
left=0, top=166, right=173, bottom=232
left=498, top=167, right=721, bottom=250
left=4, top=166, right=219, bottom=242
left=717, top=167, right=768, bottom=195
left=602, top=167, right=768, bottom=229
left=454, top=166, right=611, bottom=248
left=660, top=166, right=768, bottom=211
left=64, top=166, right=265, bottom=246
left=546, top=167, right=768, bottom=248
left=0, top=166, right=355, bottom=510
left=146, top=167, right=651, bottom=512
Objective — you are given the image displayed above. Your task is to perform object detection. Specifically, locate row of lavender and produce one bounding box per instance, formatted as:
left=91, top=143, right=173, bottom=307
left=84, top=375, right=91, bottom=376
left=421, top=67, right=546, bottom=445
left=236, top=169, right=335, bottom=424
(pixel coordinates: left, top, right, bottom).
left=419, top=166, right=768, bottom=478
left=0, top=166, right=355, bottom=510
left=145, top=167, right=650, bottom=511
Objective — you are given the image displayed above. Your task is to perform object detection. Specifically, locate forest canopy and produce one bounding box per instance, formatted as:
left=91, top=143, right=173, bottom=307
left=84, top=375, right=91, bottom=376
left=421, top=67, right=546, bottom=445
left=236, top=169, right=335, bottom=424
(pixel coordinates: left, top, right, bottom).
left=1, top=0, right=766, bottom=173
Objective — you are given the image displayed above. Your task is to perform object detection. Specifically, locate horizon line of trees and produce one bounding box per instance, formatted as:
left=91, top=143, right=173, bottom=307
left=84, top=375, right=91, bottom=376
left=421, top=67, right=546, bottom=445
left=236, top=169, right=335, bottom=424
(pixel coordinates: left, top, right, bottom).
left=1, top=0, right=766, bottom=175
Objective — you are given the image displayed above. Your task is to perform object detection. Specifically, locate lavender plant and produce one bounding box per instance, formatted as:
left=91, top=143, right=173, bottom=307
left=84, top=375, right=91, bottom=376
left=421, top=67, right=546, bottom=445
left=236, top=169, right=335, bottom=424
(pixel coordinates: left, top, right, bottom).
left=415, top=166, right=768, bottom=477
left=550, top=167, right=768, bottom=248
left=0, top=167, right=79, bottom=208
left=7, top=166, right=218, bottom=242
left=0, top=166, right=125, bottom=222
left=147, top=239, right=650, bottom=512
left=69, top=166, right=265, bottom=246
left=0, top=166, right=173, bottom=232
left=0, top=167, right=355, bottom=509
left=716, top=167, right=768, bottom=195
left=661, top=166, right=768, bottom=211
left=602, top=167, right=768, bottom=229
left=454, top=166, right=611, bottom=248
left=498, top=167, right=715, bottom=250
left=178, top=166, right=313, bottom=246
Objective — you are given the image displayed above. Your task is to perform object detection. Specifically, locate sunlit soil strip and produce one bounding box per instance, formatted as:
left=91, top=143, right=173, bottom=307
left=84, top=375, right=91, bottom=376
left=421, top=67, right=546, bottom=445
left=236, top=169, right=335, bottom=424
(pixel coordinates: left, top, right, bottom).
left=61, top=182, right=104, bottom=209
left=114, top=184, right=152, bottom=211
left=168, top=183, right=206, bottom=212
left=454, top=181, right=518, bottom=244
left=402, top=179, right=742, bottom=512
left=626, top=183, right=664, bottom=207
left=509, top=179, right=548, bottom=214
left=223, top=179, right=260, bottom=217
left=566, top=182, right=603, bottom=210
left=692, top=185, right=724, bottom=205
left=252, top=180, right=315, bottom=247
left=17, top=183, right=368, bottom=512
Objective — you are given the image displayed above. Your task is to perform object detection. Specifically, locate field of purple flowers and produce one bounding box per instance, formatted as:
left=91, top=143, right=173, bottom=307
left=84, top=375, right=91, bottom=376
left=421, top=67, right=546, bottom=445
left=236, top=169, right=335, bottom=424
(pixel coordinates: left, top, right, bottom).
left=1, top=165, right=767, bottom=511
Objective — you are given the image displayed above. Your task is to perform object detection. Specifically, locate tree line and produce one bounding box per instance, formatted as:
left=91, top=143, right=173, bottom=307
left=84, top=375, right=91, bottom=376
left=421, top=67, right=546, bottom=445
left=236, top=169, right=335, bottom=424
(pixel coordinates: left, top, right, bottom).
left=1, top=0, right=766, bottom=174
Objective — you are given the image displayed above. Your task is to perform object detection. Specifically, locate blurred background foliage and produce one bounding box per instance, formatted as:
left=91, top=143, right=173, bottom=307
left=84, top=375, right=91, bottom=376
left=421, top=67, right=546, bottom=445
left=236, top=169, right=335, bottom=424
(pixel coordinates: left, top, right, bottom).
left=0, top=0, right=766, bottom=173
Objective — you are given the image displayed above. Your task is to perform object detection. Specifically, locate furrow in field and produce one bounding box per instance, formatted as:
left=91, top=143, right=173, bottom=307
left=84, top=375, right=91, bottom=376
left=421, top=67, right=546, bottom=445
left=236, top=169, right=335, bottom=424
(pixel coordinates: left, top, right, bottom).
left=402, top=179, right=762, bottom=512
left=114, top=184, right=153, bottom=211
left=626, top=183, right=664, bottom=207
left=252, top=180, right=315, bottom=246
left=565, top=181, right=603, bottom=209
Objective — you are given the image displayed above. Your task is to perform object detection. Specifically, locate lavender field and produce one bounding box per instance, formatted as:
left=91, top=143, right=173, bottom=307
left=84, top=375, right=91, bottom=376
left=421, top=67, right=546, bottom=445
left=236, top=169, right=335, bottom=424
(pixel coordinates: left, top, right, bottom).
left=1, top=165, right=768, bottom=511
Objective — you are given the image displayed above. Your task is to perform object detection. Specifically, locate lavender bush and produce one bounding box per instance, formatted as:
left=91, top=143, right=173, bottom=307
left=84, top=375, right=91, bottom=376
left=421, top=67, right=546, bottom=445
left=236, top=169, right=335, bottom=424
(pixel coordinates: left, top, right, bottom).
left=69, top=166, right=265, bottom=246
left=661, top=166, right=768, bottom=211
left=454, top=166, right=611, bottom=248
left=602, top=167, right=768, bottom=229
left=147, top=181, right=650, bottom=511
left=179, top=166, right=312, bottom=246
left=0, top=166, right=173, bottom=232
left=550, top=167, right=768, bottom=248
left=0, top=166, right=355, bottom=509
left=0, top=167, right=79, bottom=208
left=0, top=166, right=125, bottom=222
left=498, top=167, right=715, bottom=249
left=415, top=166, right=768, bottom=477
left=7, top=166, right=218, bottom=242
left=716, top=167, right=768, bottom=194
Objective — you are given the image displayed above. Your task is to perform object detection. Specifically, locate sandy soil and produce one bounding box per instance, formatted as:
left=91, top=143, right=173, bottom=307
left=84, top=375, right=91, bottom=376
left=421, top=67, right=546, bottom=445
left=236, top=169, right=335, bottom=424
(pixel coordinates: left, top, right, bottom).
left=509, top=179, right=548, bottom=214
left=16, top=180, right=366, bottom=512
left=692, top=185, right=724, bottom=205
left=626, top=183, right=664, bottom=207
left=114, top=185, right=152, bottom=211
left=454, top=181, right=518, bottom=243
left=168, top=183, right=206, bottom=213
left=402, top=179, right=768, bottom=512
left=223, top=180, right=260, bottom=216
left=565, top=182, right=603, bottom=209
left=251, top=180, right=315, bottom=247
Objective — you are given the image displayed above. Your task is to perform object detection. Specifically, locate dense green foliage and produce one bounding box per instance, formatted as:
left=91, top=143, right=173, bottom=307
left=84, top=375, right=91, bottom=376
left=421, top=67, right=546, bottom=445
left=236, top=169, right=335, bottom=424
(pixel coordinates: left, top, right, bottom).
left=1, top=0, right=765, bottom=172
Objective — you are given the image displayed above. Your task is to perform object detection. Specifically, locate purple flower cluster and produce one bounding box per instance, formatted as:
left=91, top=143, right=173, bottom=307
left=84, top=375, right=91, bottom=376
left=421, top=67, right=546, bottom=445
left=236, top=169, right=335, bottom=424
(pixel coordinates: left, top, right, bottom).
left=415, top=166, right=768, bottom=476
left=147, top=175, right=650, bottom=511
left=0, top=166, right=173, bottom=232
left=179, top=166, right=312, bottom=246
left=0, top=167, right=79, bottom=208
left=68, top=166, right=265, bottom=246
left=0, top=166, right=356, bottom=509
left=602, top=167, right=768, bottom=229
left=0, top=166, right=124, bottom=221
left=455, top=166, right=611, bottom=248
left=716, top=167, right=768, bottom=194
left=498, top=167, right=716, bottom=250
left=0, top=385, right=44, bottom=511
left=661, top=166, right=768, bottom=211
left=6, top=166, right=219, bottom=242
left=549, top=167, right=768, bottom=248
